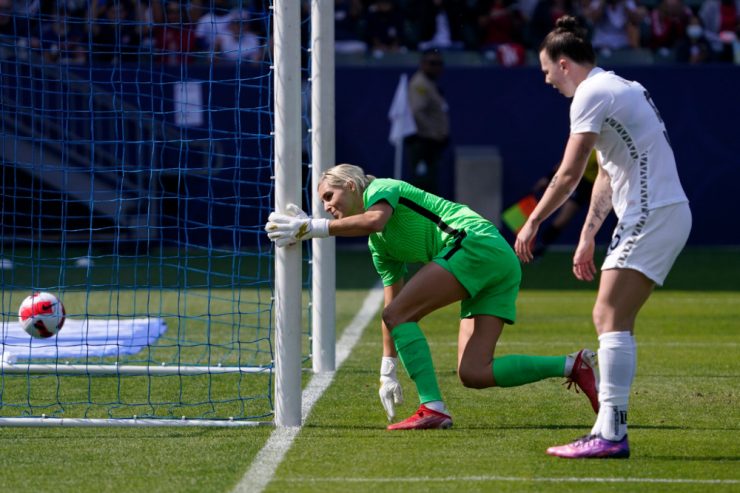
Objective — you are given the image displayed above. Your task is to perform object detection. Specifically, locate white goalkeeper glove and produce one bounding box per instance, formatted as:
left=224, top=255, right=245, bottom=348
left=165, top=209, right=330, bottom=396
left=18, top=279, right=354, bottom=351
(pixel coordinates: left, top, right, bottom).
left=379, top=356, right=403, bottom=422
left=265, top=203, right=330, bottom=248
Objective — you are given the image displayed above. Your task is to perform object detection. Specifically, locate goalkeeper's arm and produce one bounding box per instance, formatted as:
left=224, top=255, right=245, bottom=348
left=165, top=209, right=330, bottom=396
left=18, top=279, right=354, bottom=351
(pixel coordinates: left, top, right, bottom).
left=265, top=202, right=393, bottom=247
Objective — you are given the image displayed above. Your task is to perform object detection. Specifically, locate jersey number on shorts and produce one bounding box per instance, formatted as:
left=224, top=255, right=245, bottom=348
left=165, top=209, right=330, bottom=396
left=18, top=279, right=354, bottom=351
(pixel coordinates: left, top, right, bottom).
left=607, top=225, right=625, bottom=254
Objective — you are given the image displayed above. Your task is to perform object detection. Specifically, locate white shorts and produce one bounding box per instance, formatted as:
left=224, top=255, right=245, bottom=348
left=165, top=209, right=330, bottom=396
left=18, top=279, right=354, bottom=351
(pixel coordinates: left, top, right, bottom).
left=602, top=202, right=691, bottom=286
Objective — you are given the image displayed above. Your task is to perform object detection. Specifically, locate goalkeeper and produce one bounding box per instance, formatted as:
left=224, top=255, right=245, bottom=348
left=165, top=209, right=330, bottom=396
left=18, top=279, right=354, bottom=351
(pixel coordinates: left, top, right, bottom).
left=266, top=163, right=598, bottom=430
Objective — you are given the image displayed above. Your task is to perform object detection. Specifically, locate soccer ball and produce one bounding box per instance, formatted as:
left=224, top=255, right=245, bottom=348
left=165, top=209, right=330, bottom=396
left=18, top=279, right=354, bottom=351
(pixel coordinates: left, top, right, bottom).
left=18, top=292, right=66, bottom=339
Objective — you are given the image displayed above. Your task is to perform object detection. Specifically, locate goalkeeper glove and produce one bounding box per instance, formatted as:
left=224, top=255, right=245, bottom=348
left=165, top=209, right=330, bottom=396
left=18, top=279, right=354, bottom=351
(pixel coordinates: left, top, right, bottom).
left=265, top=203, right=330, bottom=247
left=379, top=356, right=403, bottom=422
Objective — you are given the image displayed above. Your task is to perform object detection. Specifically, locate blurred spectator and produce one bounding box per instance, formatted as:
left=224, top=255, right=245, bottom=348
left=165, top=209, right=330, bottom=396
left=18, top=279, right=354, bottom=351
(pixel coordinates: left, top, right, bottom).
left=15, top=0, right=739, bottom=67
left=647, top=0, right=692, bottom=55
left=410, top=0, right=471, bottom=51
left=193, top=0, right=233, bottom=54
left=365, top=0, right=405, bottom=57
left=218, top=10, right=264, bottom=63
left=585, top=0, right=645, bottom=55
left=39, top=11, right=88, bottom=64
left=153, top=1, right=197, bottom=65
left=92, top=0, right=141, bottom=64
left=477, top=0, right=527, bottom=66
left=698, top=0, right=740, bottom=62
left=676, top=14, right=712, bottom=64
left=135, top=0, right=161, bottom=53
left=0, top=0, right=39, bottom=61
left=0, top=0, right=22, bottom=38
left=405, top=49, right=450, bottom=195
left=528, top=0, right=579, bottom=49
left=517, top=0, right=543, bottom=21
left=12, top=0, right=40, bottom=15
left=335, top=0, right=366, bottom=54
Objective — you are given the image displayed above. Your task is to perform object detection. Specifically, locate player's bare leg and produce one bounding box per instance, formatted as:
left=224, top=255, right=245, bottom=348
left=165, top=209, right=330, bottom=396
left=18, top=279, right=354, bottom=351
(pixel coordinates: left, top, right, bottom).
left=457, top=315, right=597, bottom=410
left=548, top=268, right=653, bottom=458
left=384, top=262, right=466, bottom=430
left=382, top=262, right=468, bottom=328
left=457, top=315, right=502, bottom=389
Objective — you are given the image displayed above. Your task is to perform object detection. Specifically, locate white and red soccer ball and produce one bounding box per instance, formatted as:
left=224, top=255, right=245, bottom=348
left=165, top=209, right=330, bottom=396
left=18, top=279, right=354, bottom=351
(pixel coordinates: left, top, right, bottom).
left=18, top=292, right=66, bottom=339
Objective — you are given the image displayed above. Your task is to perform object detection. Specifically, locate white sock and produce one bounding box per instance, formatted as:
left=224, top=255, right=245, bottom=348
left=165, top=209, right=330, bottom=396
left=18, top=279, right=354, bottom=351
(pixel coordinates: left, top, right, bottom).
left=564, top=353, right=575, bottom=377
left=591, top=331, right=634, bottom=441
left=424, top=400, right=449, bottom=415
left=631, top=334, right=637, bottom=382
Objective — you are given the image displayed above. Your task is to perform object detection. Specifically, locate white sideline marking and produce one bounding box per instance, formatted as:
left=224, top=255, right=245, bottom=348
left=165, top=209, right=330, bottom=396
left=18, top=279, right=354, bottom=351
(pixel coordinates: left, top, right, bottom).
left=279, top=476, right=740, bottom=485
left=232, top=283, right=384, bottom=493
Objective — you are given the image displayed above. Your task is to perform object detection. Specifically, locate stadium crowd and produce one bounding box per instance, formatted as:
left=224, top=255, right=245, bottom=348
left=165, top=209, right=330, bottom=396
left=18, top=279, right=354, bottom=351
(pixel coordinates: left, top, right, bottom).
left=1, top=0, right=739, bottom=65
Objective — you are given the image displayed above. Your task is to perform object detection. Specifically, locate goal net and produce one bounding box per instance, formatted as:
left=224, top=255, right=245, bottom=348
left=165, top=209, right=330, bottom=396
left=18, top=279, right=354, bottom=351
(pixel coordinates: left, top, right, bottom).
left=0, top=0, right=325, bottom=427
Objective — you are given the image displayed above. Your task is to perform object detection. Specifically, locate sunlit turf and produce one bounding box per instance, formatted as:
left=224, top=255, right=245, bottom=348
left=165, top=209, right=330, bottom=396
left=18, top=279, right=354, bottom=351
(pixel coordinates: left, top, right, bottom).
left=271, top=289, right=739, bottom=493
left=0, top=248, right=737, bottom=492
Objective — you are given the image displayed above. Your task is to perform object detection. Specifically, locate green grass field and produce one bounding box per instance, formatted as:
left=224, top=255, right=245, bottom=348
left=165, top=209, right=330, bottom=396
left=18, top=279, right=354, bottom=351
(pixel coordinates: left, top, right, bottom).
left=0, top=248, right=738, bottom=492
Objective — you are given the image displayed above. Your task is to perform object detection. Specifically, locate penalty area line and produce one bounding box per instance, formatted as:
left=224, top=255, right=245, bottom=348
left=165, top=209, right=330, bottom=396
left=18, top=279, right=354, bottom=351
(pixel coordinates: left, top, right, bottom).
left=232, top=282, right=384, bottom=493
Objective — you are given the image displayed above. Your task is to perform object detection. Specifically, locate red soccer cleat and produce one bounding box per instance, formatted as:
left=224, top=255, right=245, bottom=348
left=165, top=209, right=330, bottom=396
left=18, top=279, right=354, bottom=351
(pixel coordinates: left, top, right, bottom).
left=387, top=404, right=452, bottom=430
left=565, top=349, right=600, bottom=414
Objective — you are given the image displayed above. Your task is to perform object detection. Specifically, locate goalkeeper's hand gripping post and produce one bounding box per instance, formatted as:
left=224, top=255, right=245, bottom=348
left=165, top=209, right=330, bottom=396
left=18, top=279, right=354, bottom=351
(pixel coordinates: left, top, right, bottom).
left=265, top=203, right=330, bottom=247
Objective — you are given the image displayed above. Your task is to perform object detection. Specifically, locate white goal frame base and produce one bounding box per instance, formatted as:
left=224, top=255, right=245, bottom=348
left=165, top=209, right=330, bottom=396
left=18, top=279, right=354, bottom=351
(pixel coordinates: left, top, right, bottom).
left=0, top=363, right=271, bottom=376
left=0, top=417, right=273, bottom=427
left=0, top=363, right=277, bottom=427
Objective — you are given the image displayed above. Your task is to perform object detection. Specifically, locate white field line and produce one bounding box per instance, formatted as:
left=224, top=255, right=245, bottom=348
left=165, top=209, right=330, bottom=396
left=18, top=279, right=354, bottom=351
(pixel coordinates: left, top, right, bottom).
left=278, top=475, right=740, bottom=485
left=354, top=341, right=740, bottom=348
left=232, top=283, right=384, bottom=493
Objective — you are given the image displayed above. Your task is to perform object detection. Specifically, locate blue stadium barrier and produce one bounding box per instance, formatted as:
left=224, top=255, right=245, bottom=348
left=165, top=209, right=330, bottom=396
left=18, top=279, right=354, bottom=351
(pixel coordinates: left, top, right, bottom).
left=3, top=62, right=738, bottom=246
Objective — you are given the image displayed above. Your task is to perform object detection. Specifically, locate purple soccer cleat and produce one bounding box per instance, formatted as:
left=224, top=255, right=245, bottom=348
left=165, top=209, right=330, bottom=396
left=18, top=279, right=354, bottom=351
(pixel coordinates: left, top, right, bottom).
left=546, top=434, right=630, bottom=459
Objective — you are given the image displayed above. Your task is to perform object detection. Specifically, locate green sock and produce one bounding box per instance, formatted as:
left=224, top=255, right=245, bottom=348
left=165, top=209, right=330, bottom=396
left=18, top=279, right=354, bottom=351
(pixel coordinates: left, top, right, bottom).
left=492, top=354, right=566, bottom=388
left=391, top=322, right=443, bottom=404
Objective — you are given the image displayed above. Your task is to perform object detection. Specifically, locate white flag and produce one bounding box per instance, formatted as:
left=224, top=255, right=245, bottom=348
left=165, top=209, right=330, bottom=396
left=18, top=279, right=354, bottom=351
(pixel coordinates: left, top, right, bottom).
left=387, top=74, right=417, bottom=146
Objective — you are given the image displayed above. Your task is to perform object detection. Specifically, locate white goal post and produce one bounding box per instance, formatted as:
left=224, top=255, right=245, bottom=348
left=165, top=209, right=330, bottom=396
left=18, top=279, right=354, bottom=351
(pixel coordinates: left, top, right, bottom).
left=310, top=0, right=337, bottom=375
left=273, top=0, right=337, bottom=427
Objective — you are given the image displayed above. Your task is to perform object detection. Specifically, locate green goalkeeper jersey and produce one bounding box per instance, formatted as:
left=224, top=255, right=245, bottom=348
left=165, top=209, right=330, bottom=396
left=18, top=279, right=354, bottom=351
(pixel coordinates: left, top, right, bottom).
left=365, top=178, right=491, bottom=286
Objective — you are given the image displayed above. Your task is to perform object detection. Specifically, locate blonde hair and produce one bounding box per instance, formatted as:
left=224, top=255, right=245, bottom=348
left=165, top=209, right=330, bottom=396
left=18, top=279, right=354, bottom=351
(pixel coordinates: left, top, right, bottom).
left=319, top=163, right=375, bottom=193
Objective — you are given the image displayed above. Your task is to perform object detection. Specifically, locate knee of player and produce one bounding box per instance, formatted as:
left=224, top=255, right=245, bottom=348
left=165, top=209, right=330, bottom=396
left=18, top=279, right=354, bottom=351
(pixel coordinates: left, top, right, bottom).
left=592, top=303, right=608, bottom=329
left=457, top=363, right=489, bottom=389
left=382, top=305, right=416, bottom=331
left=381, top=307, right=401, bottom=331
left=592, top=304, right=626, bottom=334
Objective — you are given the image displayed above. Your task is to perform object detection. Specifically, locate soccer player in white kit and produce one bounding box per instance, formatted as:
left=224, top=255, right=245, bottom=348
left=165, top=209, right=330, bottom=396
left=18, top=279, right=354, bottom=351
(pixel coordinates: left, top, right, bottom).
left=515, top=15, right=691, bottom=459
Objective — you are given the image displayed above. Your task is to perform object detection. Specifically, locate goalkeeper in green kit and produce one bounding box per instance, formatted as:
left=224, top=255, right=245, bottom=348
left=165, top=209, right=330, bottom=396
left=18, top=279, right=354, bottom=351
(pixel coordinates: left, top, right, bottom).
left=266, top=164, right=598, bottom=430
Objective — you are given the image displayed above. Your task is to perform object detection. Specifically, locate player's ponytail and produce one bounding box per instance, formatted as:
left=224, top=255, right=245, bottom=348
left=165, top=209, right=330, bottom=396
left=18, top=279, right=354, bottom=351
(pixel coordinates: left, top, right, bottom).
left=540, top=15, right=595, bottom=65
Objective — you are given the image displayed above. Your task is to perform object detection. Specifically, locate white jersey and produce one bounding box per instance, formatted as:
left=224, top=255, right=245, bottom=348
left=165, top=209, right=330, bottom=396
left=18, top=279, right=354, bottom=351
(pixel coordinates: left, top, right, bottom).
left=570, top=67, right=688, bottom=221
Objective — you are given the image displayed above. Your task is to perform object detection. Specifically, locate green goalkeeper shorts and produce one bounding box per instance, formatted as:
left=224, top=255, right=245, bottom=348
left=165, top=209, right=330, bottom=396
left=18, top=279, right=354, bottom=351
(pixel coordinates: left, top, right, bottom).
left=433, top=222, right=521, bottom=324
